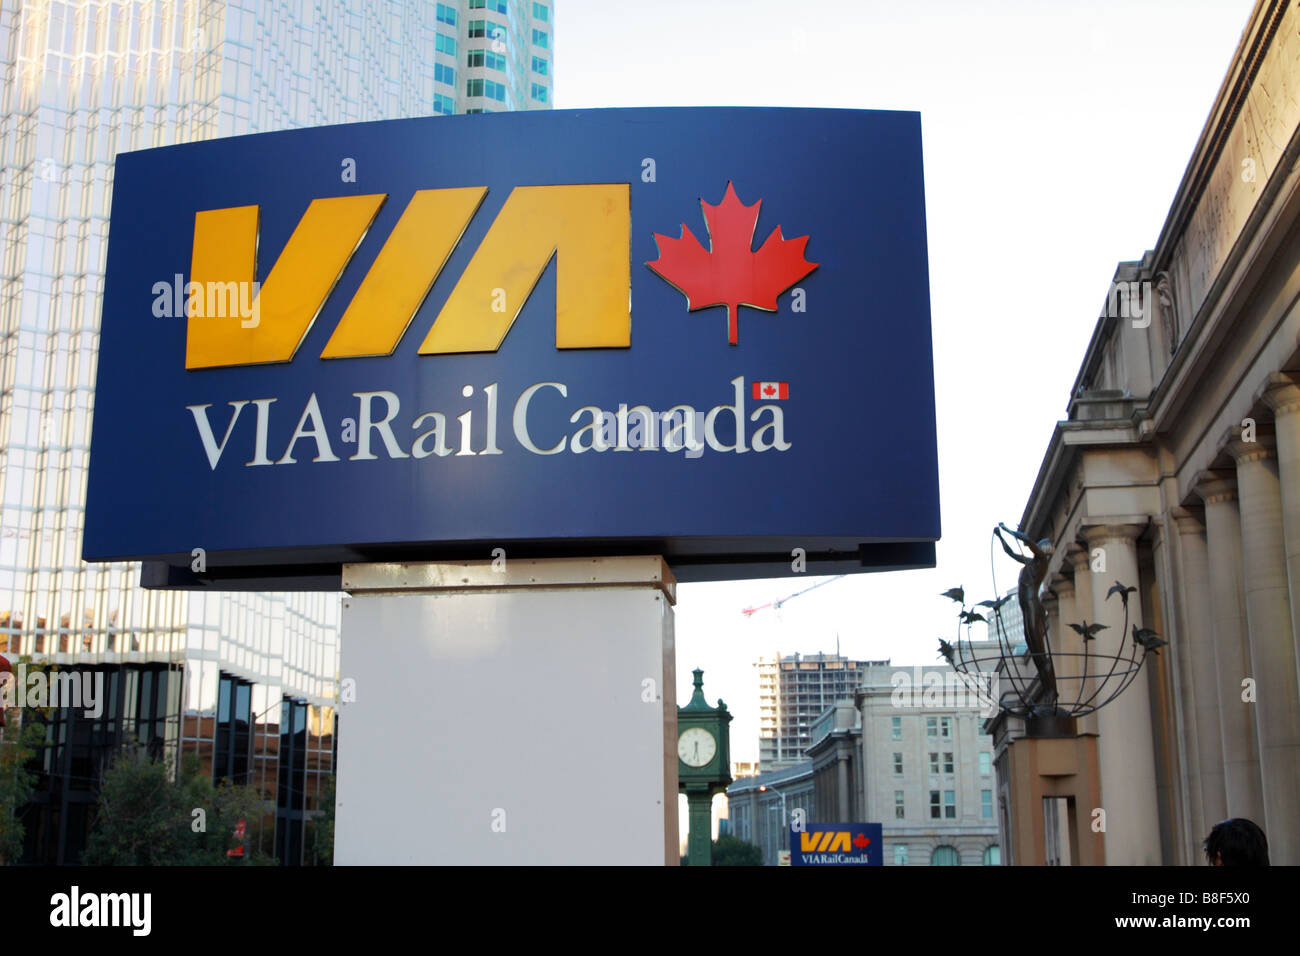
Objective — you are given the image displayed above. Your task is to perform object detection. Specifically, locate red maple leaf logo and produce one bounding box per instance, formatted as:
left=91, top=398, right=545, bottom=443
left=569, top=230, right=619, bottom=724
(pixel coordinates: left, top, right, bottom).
left=853, top=833, right=871, bottom=849
left=647, top=182, right=817, bottom=344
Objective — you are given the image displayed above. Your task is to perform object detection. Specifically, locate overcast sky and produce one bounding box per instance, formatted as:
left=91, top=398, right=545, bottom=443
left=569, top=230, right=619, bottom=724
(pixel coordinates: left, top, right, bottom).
left=552, top=0, right=1257, bottom=766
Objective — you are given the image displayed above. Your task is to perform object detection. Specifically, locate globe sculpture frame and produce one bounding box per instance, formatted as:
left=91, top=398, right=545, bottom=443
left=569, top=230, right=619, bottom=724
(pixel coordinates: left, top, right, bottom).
left=939, top=524, right=1167, bottom=723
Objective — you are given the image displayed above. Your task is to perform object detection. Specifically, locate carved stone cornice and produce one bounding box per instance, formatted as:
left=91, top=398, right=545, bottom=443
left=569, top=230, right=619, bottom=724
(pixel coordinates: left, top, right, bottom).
left=1170, top=505, right=1205, bottom=535
left=1226, top=435, right=1275, bottom=465
left=1080, top=521, right=1148, bottom=546
left=1065, top=545, right=1091, bottom=575
left=1190, top=470, right=1237, bottom=505
left=1260, top=374, right=1300, bottom=418
left=1155, top=270, right=1179, bottom=356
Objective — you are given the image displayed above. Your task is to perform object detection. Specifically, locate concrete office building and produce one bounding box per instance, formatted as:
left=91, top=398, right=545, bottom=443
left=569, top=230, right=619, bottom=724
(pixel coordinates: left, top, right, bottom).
left=806, top=700, right=861, bottom=823
left=986, top=588, right=1026, bottom=652
left=855, top=661, right=1000, bottom=865
left=1005, top=0, right=1300, bottom=865
left=756, top=651, right=875, bottom=770
left=0, top=0, right=553, bottom=863
left=731, top=659, right=1000, bottom=865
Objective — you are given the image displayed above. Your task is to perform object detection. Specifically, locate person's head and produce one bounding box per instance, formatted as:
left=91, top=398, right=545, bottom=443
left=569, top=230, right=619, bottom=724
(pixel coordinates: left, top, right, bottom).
left=1203, top=818, right=1269, bottom=866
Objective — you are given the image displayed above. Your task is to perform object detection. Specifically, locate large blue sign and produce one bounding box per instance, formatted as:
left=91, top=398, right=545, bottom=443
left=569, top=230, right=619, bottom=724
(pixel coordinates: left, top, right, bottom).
left=790, top=823, right=884, bottom=866
left=85, top=108, right=938, bottom=587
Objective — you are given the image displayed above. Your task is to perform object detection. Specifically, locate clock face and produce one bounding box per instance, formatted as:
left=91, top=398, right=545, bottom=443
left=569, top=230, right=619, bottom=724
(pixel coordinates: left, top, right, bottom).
left=678, top=727, right=717, bottom=768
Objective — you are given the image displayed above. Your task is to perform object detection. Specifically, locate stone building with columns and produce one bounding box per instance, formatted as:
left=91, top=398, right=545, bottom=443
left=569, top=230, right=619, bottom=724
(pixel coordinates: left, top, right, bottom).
left=1001, top=0, right=1300, bottom=865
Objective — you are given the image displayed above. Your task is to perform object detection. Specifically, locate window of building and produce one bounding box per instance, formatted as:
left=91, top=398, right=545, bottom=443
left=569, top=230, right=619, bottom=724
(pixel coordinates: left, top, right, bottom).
left=928, top=752, right=939, bottom=774
left=891, top=716, right=901, bottom=740
left=894, top=790, right=905, bottom=819
left=979, top=751, right=991, bottom=775
left=484, top=80, right=506, bottom=101
left=469, top=19, right=487, bottom=37
left=929, top=790, right=941, bottom=819
left=530, top=83, right=547, bottom=103
left=983, top=845, right=1001, bottom=865
left=532, top=28, right=549, bottom=48
left=215, top=672, right=252, bottom=785
left=943, top=790, right=956, bottom=818
left=467, top=49, right=485, bottom=67
left=470, top=0, right=486, bottom=6
left=435, top=63, right=455, bottom=86
left=485, top=51, right=505, bottom=71
left=433, top=93, right=455, bottom=115
left=893, top=752, right=903, bottom=775
left=894, top=844, right=908, bottom=866
left=435, top=3, right=457, bottom=26
left=941, top=717, right=953, bottom=737
left=942, top=752, right=953, bottom=774
left=931, top=845, right=960, bottom=866
left=466, top=108, right=486, bottom=114
left=532, top=2, right=549, bottom=20
left=489, top=0, right=508, bottom=12
left=276, top=697, right=308, bottom=865
left=981, top=789, right=994, bottom=819
left=435, top=33, right=456, bottom=56
left=21, top=665, right=182, bottom=864
left=466, top=78, right=484, bottom=97
left=926, top=716, right=937, bottom=737
left=531, top=55, right=548, bottom=75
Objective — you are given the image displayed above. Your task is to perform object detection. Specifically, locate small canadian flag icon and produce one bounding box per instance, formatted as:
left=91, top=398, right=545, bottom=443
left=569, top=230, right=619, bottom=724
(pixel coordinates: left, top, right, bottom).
left=752, top=381, right=789, bottom=400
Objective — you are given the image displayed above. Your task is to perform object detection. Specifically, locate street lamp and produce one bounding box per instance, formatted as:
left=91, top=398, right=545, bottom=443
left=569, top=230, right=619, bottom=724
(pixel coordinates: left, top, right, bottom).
left=759, top=784, right=789, bottom=865
left=758, top=784, right=789, bottom=823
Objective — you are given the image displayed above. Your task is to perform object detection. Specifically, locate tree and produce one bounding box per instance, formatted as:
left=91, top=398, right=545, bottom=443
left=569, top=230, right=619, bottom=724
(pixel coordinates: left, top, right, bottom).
left=711, top=834, right=763, bottom=866
left=83, top=746, right=188, bottom=865
left=305, top=774, right=335, bottom=865
left=0, top=722, right=46, bottom=864
left=83, top=746, right=276, bottom=865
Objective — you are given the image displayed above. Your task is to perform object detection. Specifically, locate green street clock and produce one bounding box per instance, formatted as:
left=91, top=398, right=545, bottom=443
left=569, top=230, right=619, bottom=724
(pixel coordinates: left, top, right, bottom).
left=678, top=668, right=732, bottom=866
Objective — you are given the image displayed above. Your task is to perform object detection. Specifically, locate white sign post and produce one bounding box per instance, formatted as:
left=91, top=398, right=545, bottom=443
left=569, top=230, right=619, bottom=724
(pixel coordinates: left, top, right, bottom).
left=334, top=557, right=678, bottom=864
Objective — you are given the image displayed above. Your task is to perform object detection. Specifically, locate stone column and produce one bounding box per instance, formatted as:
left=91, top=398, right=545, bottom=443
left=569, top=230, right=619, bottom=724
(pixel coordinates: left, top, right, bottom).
left=1041, top=585, right=1063, bottom=699
left=1067, top=546, right=1098, bottom=736
left=1194, top=476, right=1266, bottom=825
left=1262, top=377, right=1300, bottom=689
left=1051, top=574, right=1081, bottom=709
left=1045, top=572, right=1076, bottom=697
left=1228, top=436, right=1300, bottom=865
left=836, top=751, right=850, bottom=819
left=1170, top=507, right=1226, bottom=840
left=1081, top=523, right=1162, bottom=865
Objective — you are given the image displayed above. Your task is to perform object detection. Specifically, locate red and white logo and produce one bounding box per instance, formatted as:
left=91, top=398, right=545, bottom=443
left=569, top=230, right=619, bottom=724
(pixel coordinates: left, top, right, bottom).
left=647, top=182, right=816, bottom=345
left=752, top=381, right=788, bottom=400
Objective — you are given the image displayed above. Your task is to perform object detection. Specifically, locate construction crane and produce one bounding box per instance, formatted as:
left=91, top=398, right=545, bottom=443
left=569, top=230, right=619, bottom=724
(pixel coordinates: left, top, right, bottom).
left=740, top=574, right=848, bottom=617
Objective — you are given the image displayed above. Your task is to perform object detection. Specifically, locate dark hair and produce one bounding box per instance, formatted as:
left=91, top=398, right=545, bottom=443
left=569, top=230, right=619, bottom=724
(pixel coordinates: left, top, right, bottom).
left=1203, top=818, right=1269, bottom=866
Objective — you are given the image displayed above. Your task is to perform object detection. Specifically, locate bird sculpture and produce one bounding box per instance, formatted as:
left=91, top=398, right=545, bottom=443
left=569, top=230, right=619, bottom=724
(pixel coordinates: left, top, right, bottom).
left=1068, top=621, right=1109, bottom=642
left=1106, top=581, right=1137, bottom=608
left=1132, top=626, right=1167, bottom=654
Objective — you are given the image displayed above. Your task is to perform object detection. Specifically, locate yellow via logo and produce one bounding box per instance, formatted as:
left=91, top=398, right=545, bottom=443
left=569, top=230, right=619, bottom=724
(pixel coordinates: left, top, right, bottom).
left=184, top=184, right=631, bottom=369
left=799, top=831, right=853, bottom=853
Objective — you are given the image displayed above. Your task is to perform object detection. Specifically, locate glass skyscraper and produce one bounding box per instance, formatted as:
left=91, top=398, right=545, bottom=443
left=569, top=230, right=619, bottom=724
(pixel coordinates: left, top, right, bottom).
left=0, top=0, right=553, bottom=864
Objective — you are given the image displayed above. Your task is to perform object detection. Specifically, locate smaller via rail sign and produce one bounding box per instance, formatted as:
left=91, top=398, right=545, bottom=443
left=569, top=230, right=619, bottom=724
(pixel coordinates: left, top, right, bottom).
left=790, top=823, right=883, bottom=866
left=85, top=107, right=939, bottom=588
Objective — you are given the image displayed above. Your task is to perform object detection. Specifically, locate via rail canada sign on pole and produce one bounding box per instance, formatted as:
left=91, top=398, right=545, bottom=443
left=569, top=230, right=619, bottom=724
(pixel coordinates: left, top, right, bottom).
left=85, top=107, right=939, bottom=586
